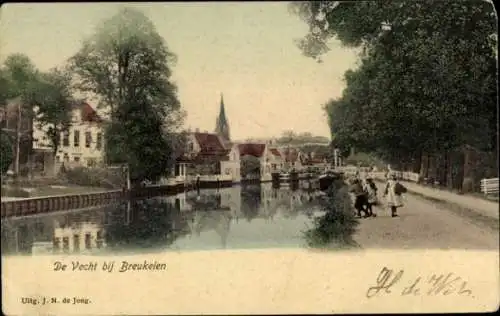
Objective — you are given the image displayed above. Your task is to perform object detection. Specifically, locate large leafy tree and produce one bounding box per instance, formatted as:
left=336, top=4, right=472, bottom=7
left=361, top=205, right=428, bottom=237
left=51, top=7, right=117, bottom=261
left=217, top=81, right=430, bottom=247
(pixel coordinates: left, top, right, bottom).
left=291, top=0, right=497, bottom=170
left=0, top=132, right=13, bottom=174
left=1, top=54, right=73, bottom=166
left=28, top=68, right=74, bottom=157
left=68, top=7, right=185, bottom=184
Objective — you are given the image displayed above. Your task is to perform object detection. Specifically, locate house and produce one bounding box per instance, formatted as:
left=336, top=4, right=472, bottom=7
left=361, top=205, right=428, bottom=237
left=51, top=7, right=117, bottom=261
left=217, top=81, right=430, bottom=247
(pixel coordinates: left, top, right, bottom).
left=280, top=147, right=304, bottom=172
left=224, top=142, right=279, bottom=182
left=300, top=151, right=330, bottom=172
left=33, top=102, right=105, bottom=172
left=268, top=148, right=284, bottom=173
left=174, top=131, right=230, bottom=181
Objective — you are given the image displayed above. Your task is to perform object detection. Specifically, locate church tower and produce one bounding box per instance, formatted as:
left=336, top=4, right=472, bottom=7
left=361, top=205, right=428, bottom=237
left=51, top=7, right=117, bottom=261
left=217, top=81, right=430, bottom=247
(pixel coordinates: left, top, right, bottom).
left=214, top=93, right=230, bottom=143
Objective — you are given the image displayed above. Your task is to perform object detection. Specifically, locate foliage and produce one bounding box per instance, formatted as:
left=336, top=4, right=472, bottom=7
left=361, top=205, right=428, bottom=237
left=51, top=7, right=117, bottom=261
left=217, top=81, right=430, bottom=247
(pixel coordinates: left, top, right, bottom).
left=0, top=54, right=39, bottom=103
left=299, top=143, right=333, bottom=159
left=291, top=1, right=497, bottom=167
left=63, top=166, right=126, bottom=189
left=303, top=179, right=359, bottom=249
left=29, top=69, right=74, bottom=155
left=344, top=152, right=386, bottom=169
left=1, top=54, right=74, bottom=157
left=0, top=132, right=13, bottom=175
left=275, top=130, right=330, bottom=145
left=240, top=155, right=261, bottom=177
left=68, top=7, right=185, bottom=184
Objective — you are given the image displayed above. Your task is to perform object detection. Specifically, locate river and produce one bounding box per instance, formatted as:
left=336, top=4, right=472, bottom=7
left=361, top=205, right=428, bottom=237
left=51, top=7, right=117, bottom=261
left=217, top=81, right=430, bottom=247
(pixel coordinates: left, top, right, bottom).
left=1, top=182, right=357, bottom=256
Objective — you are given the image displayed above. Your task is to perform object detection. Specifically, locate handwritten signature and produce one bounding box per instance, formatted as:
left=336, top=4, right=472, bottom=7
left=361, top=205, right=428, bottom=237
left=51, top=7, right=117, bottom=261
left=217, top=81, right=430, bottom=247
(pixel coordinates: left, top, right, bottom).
left=366, top=267, right=473, bottom=298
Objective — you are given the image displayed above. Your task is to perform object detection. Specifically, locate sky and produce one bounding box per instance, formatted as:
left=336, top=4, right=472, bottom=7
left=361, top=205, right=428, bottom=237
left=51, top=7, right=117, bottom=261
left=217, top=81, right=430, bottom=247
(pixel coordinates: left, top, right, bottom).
left=0, top=2, right=359, bottom=140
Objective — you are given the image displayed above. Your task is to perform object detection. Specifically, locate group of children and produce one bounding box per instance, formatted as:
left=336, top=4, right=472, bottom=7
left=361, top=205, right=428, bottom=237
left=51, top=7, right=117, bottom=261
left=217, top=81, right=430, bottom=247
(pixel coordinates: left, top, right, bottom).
left=348, top=172, right=407, bottom=218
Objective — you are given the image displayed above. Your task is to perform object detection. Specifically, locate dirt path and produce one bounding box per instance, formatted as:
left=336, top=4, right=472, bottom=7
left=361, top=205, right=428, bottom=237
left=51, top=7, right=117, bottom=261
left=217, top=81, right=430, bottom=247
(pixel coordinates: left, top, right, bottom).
left=353, top=183, right=499, bottom=250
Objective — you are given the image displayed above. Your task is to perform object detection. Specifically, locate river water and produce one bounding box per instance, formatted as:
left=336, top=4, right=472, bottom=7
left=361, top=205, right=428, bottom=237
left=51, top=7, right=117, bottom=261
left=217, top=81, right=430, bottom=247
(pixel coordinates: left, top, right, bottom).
left=1, top=182, right=357, bottom=256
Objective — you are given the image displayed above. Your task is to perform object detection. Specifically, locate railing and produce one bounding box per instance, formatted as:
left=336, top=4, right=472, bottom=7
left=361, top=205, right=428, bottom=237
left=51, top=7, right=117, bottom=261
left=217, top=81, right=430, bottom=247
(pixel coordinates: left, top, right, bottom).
left=194, top=174, right=233, bottom=182
left=480, top=178, right=499, bottom=195
left=1, top=190, right=125, bottom=219
left=337, top=167, right=420, bottom=183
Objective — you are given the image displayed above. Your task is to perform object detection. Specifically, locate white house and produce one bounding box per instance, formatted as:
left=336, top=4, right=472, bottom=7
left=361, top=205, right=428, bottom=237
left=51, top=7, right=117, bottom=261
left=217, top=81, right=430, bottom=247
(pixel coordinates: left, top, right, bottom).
left=224, top=142, right=282, bottom=182
left=33, top=102, right=105, bottom=171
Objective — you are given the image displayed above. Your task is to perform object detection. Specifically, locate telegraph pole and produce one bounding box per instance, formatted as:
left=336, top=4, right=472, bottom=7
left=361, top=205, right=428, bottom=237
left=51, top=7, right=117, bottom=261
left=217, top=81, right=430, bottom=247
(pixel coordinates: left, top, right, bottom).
left=14, top=101, right=21, bottom=176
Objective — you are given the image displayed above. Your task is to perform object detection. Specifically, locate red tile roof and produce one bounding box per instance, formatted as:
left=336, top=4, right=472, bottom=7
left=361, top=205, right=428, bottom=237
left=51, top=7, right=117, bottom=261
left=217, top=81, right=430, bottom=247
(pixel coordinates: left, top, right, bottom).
left=269, top=148, right=282, bottom=158
left=194, top=132, right=227, bottom=155
left=238, top=143, right=266, bottom=158
left=75, top=102, right=102, bottom=123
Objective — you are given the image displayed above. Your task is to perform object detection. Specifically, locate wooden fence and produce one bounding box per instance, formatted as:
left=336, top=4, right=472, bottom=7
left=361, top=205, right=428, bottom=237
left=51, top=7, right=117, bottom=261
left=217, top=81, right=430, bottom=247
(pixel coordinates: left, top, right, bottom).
left=1, top=190, right=125, bottom=219
left=480, top=178, right=499, bottom=195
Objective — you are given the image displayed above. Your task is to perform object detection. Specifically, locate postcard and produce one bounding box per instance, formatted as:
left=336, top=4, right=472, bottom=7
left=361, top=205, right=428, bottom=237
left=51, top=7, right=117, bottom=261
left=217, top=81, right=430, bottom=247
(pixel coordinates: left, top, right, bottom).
left=1, top=1, right=498, bottom=315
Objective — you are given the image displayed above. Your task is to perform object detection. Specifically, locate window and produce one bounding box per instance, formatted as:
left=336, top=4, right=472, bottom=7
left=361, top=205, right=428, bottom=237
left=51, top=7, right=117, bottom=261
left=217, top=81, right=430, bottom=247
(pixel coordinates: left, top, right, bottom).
left=74, top=156, right=80, bottom=162
left=55, top=156, right=60, bottom=162
left=53, top=237, right=61, bottom=250
left=85, top=132, right=92, bottom=148
left=96, top=231, right=103, bottom=249
left=73, top=234, right=80, bottom=251
left=62, top=131, right=69, bottom=147
left=73, top=130, right=80, bottom=147
left=96, top=133, right=102, bottom=150
left=188, top=142, right=194, bottom=152
left=63, top=154, right=69, bottom=162
left=62, top=237, right=69, bottom=252
left=85, top=233, right=92, bottom=249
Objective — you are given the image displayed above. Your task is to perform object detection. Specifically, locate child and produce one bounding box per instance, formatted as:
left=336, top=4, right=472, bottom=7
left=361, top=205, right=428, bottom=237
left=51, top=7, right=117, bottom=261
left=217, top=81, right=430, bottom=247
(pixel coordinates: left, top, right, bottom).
left=384, top=173, right=407, bottom=217
left=364, top=177, right=378, bottom=217
left=349, top=178, right=369, bottom=218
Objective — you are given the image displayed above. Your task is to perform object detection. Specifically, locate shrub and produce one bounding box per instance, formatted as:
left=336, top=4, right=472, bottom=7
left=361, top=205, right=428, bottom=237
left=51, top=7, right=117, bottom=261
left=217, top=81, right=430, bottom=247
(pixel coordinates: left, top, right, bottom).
left=304, top=179, right=360, bottom=249
left=63, top=167, right=126, bottom=189
left=345, top=152, right=386, bottom=169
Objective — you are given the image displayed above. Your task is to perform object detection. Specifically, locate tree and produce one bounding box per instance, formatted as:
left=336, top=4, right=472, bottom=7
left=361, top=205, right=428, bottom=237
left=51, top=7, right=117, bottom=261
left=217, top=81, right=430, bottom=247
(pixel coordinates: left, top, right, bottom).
left=291, top=1, right=497, bottom=185
left=68, top=7, right=185, bottom=184
left=0, top=132, right=13, bottom=174
left=27, top=68, right=74, bottom=157
left=240, top=155, right=261, bottom=178
left=1, top=54, right=74, bottom=171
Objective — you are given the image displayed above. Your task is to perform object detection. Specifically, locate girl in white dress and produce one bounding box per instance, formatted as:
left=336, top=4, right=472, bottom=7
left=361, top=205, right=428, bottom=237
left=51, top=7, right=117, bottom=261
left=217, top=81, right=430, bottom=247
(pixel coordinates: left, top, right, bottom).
left=384, top=173, right=407, bottom=217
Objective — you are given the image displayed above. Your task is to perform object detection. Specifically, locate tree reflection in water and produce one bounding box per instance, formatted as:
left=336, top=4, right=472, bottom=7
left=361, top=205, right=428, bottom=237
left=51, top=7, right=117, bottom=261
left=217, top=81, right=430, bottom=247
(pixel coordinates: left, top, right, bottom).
left=105, top=199, right=188, bottom=251
left=240, top=184, right=261, bottom=222
left=303, top=179, right=360, bottom=249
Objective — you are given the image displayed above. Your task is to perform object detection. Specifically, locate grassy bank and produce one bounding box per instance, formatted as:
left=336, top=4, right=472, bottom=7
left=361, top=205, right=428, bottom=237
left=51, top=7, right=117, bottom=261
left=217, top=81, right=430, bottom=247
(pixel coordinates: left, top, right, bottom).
left=303, top=179, right=361, bottom=250
left=1, top=184, right=111, bottom=198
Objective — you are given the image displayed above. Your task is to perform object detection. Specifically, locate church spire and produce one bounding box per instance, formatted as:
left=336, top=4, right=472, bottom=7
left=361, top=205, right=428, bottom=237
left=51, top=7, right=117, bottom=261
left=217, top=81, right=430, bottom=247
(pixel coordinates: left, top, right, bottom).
left=215, top=92, right=230, bottom=142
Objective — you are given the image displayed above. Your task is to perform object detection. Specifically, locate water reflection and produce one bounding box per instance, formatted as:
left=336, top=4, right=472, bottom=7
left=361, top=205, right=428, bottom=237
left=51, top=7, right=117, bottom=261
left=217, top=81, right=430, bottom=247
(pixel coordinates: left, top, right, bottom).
left=1, top=181, right=358, bottom=255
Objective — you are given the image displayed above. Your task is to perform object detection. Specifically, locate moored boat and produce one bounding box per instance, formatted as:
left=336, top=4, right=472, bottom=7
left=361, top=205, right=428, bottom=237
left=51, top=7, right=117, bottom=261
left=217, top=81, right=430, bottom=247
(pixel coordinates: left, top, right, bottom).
left=280, top=172, right=290, bottom=182
left=318, top=170, right=342, bottom=191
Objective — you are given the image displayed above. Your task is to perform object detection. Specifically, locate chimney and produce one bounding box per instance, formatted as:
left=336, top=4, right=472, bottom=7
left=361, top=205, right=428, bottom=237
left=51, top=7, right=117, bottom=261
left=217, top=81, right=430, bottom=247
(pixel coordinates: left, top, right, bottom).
left=195, top=128, right=200, bottom=133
